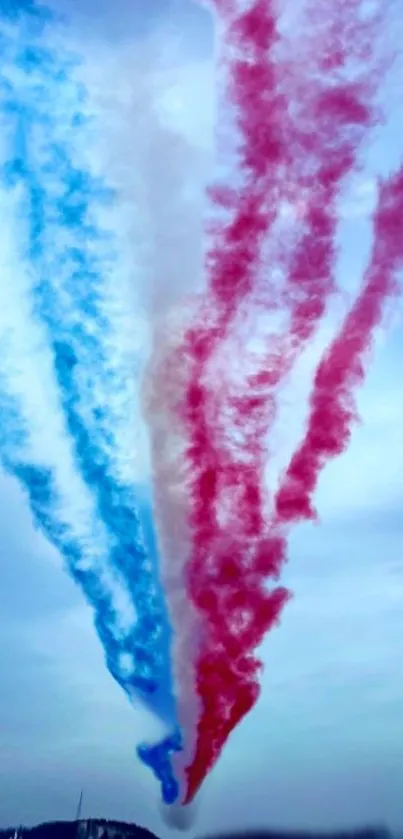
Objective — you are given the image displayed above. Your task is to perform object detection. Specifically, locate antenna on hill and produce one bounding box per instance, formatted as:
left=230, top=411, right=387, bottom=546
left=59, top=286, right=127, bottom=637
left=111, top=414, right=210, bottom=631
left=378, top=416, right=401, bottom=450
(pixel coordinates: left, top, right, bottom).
left=75, top=789, right=84, bottom=822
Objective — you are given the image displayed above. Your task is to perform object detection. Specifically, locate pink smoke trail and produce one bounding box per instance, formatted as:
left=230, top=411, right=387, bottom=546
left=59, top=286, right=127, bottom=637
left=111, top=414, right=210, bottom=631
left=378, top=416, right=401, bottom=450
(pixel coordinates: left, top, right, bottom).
left=144, top=0, right=289, bottom=799
left=173, top=0, right=396, bottom=802
left=178, top=1, right=398, bottom=803
left=144, top=0, right=401, bottom=805
left=275, top=167, right=403, bottom=524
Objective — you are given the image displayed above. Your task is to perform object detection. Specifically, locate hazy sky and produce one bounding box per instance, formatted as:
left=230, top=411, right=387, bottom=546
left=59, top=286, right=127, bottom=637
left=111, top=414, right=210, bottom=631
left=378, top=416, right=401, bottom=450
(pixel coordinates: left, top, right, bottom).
left=1, top=1, right=403, bottom=837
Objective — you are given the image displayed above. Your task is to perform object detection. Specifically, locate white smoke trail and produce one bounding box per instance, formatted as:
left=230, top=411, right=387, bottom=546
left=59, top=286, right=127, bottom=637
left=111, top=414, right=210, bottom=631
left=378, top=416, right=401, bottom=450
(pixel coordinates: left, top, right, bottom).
left=76, top=23, right=216, bottom=796
left=160, top=797, right=200, bottom=831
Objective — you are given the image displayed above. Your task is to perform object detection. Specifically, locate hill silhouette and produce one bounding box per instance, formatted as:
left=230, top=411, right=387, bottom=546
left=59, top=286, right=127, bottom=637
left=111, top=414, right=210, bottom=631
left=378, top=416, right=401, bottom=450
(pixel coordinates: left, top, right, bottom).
left=0, top=819, right=158, bottom=839
left=0, top=820, right=393, bottom=839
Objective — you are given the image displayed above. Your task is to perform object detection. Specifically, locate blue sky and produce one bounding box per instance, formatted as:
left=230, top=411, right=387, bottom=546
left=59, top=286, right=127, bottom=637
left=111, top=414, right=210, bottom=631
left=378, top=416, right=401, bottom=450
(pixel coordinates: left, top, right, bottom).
left=0, top=1, right=403, bottom=837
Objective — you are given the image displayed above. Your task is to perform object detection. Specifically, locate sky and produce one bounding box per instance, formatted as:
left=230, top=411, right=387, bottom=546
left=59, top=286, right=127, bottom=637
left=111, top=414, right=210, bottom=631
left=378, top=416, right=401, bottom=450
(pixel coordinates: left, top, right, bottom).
left=0, top=0, right=403, bottom=837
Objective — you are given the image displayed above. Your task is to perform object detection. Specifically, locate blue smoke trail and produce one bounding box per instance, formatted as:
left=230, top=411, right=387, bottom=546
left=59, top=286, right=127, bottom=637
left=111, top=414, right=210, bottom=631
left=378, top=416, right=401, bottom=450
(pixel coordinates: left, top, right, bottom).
left=0, top=375, right=135, bottom=702
left=0, top=0, right=182, bottom=803
left=0, top=375, right=182, bottom=803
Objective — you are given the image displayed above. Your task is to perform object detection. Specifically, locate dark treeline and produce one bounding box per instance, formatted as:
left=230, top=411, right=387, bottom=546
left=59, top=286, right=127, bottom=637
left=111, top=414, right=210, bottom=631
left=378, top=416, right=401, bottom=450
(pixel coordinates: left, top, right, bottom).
left=0, top=820, right=158, bottom=839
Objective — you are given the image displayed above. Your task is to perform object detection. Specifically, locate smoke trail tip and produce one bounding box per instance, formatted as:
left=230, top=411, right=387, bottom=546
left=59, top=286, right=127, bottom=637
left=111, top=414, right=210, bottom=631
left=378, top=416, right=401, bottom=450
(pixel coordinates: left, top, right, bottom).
left=159, top=799, right=199, bottom=831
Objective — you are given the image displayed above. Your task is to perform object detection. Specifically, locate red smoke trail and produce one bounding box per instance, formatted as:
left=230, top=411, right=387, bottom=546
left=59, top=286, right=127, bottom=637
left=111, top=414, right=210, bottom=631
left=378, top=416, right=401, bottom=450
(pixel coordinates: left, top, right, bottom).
left=275, top=168, right=403, bottom=524
left=175, top=0, right=396, bottom=804
left=178, top=0, right=288, bottom=802
left=215, top=0, right=384, bottom=491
